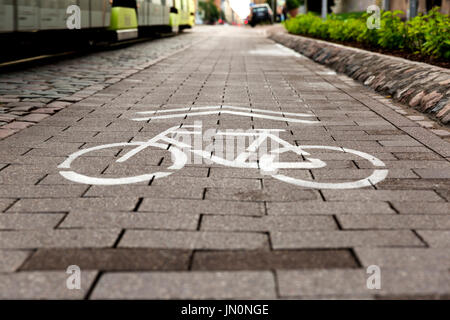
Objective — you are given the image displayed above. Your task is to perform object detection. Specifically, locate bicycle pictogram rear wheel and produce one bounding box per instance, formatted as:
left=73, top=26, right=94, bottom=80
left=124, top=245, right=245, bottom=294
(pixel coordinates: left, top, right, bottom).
left=58, top=142, right=187, bottom=185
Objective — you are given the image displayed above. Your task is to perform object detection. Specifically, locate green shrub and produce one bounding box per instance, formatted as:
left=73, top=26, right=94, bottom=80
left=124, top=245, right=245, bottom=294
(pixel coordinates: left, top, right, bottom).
left=406, top=8, right=450, bottom=59
left=284, top=9, right=450, bottom=59
left=329, top=11, right=365, bottom=20
left=377, top=11, right=406, bottom=49
left=328, top=18, right=366, bottom=42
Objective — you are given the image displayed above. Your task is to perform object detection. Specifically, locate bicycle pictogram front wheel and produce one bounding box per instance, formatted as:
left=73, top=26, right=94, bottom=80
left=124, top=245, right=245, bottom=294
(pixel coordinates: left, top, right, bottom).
left=269, top=145, right=388, bottom=190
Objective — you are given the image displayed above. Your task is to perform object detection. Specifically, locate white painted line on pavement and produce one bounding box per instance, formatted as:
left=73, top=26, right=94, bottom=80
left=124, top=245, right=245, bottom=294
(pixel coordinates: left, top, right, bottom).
left=133, top=106, right=318, bottom=124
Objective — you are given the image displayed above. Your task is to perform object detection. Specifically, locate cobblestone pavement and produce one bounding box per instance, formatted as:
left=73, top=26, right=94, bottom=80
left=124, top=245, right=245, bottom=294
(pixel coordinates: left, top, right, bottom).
left=0, top=26, right=450, bottom=299
left=0, top=31, right=206, bottom=140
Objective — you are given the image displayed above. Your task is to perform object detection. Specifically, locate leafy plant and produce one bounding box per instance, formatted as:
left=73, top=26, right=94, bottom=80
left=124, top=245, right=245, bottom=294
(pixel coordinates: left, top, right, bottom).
left=284, top=9, right=450, bottom=59
left=329, top=11, right=365, bottom=20
left=377, top=11, right=406, bottom=49
left=406, top=8, right=450, bottom=58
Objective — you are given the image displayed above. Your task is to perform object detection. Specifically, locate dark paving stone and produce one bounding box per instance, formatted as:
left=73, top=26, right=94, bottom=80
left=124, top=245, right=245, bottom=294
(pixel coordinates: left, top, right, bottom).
left=191, top=249, right=359, bottom=270
left=19, top=248, right=191, bottom=271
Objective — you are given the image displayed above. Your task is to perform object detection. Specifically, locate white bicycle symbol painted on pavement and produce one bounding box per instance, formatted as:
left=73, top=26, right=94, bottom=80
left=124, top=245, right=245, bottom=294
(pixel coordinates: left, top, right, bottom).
left=58, top=106, right=389, bottom=189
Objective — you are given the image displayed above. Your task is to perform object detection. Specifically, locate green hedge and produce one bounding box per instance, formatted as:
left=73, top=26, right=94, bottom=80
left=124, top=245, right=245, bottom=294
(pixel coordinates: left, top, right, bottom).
left=284, top=9, right=450, bottom=59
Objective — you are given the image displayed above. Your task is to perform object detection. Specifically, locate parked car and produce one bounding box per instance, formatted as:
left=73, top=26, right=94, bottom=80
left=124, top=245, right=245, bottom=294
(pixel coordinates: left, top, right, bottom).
left=248, top=4, right=273, bottom=27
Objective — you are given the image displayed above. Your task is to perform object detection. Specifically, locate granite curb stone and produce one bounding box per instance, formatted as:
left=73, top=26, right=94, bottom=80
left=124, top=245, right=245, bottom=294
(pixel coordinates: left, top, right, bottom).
left=269, top=32, right=450, bottom=124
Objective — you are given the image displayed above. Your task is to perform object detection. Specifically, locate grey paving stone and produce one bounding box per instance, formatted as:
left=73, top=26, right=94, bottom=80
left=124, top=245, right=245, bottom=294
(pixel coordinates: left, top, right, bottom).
left=138, top=198, right=265, bottom=216
left=60, top=211, right=199, bottom=229
left=192, top=249, right=358, bottom=270
left=91, top=271, right=276, bottom=299
left=378, top=140, right=423, bottom=147
left=321, top=190, right=444, bottom=202
left=337, top=214, right=450, bottom=229
left=85, top=185, right=204, bottom=199
left=359, top=160, right=450, bottom=170
left=383, top=146, right=436, bottom=153
left=201, top=215, right=337, bottom=231
left=9, top=155, right=68, bottom=166
left=0, top=199, right=16, bottom=212
left=0, top=147, right=30, bottom=156
left=267, top=201, right=395, bottom=215
left=417, top=231, right=450, bottom=247
left=0, top=213, right=65, bottom=230
left=0, top=271, right=97, bottom=299
left=0, top=185, right=88, bottom=198
left=354, top=248, right=450, bottom=269
left=391, top=201, right=450, bottom=214
left=104, top=165, right=209, bottom=177
left=393, top=152, right=442, bottom=160
left=414, top=168, right=450, bottom=179
left=119, top=230, right=268, bottom=250
left=271, top=230, right=423, bottom=249
left=1, top=135, right=53, bottom=147
left=293, top=151, right=396, bottom=161
left=0, top=229, right=121, bottom=249
left=20, top=248, right=191, bottom=271
left=8, top=197, right=139, bottom=212
left=25, top=146, right=86, bottom=158
left=436, top=189, right=450, bottom=201
left=150, top=176, right=262, bottom=189
left=277, top=269, right=450, bottom=297
left=205, top=187, right=318, bottom=202
left=312, top=168, right=418, bottom=180
left=0, top=250, right=31, bottom=272
left=0, top=162, right=106, bottom=175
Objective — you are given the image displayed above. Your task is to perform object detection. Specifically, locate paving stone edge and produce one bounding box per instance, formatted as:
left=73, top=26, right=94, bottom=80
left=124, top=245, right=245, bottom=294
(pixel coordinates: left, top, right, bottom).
left=268, top=31, right=450, bottom=125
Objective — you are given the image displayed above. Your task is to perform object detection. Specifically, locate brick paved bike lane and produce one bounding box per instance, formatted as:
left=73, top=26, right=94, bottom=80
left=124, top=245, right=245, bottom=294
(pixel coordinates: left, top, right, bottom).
left=0, top=26, right=449, bottom=299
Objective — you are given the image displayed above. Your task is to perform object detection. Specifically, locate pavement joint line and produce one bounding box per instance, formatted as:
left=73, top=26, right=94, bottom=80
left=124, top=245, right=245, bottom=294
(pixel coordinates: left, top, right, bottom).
left=112, top=229, right=126, bottom=248
left=196, top=215, right=204, bottom=231
left=273, top=269, right=281, bottom=299
left=386, top=202, right=400, bottom=214
left=16, top=248, right=38, bottom=272
left=2, top=199, right=19, bottom=213
left=53, top=213, right=69, bottom=229
left=187, top=250, right=196, bottom=271
left=84, top=271, right=103, bottom=300
left=348, top=248, right=364, bottom=268
left=411, top=230, right=430, bottom=247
